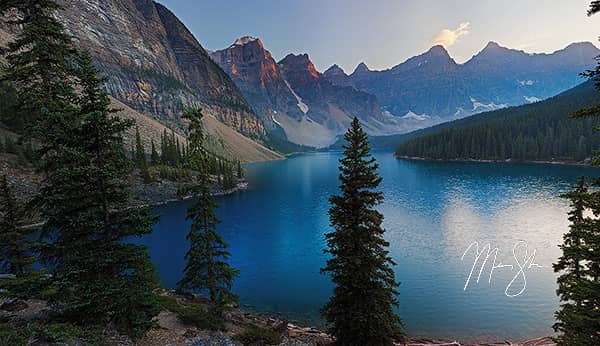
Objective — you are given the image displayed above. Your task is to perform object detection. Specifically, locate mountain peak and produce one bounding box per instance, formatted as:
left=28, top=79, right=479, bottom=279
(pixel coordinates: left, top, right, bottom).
left=467, top=41, right=522, bottom=63
left=353, top=62, right=371, bottom=75
left=324, top=64, right=346, bottom=75
left=389, top=45, right=455, bottom=73
left=279, top=53, right=311, bottom=65
left=560, top=41, right=600, bottom=55
left=230, top=36, right=262, bottom=48
left=427, top=44, right=450, bottom=56
left=278, top=53, right=320, bottom=79
left=483, top=41, right=503, bottom=50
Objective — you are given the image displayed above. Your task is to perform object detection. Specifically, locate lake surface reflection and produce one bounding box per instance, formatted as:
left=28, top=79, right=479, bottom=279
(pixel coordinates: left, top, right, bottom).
left=142, top=152, right=600, bottom=341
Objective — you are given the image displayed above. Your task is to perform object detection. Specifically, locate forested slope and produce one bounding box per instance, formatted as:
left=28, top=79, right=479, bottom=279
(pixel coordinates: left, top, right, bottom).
left=395, top=81, right=600, bottom=162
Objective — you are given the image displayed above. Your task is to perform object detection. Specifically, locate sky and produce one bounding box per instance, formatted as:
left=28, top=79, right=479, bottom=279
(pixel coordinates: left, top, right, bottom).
left=157, top=0, right=599, bottom=73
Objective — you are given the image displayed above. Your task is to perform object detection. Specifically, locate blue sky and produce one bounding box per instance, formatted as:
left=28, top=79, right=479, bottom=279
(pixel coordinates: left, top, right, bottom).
left=157, top=0, right=599, bottom=73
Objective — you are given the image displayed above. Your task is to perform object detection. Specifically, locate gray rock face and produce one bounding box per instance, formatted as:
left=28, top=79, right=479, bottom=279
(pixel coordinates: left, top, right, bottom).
left=210, top=37, right=305, bottom=127
left=277, top=53, right=384, bottom=125
left=0, top=298, right=28, bottom=312
left=56, top=0, right=266, bottom=138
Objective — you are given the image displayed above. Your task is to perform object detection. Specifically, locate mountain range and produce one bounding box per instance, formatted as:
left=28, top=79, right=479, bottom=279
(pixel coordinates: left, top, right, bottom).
left=210, top=37, right=406, bottom=148
left=2, top=0, right=598, bottom=153
left=325, top=41, right=599, bottom=126
left=210, top=34, right=599, bottom=147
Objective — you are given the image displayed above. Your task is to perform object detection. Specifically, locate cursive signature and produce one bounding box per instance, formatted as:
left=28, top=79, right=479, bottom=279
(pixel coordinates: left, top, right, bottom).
left=460, top=240, right=543, bottom=297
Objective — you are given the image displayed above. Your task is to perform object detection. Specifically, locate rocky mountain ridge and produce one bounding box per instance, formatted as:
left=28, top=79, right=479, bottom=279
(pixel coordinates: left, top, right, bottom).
left=58, top=0, right=266, bottom=139
left=210, top=37, right=406, bottom=147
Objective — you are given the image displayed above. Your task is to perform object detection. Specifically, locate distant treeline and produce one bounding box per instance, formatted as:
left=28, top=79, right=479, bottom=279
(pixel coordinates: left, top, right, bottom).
left=395, top=81, right=600, bottom=162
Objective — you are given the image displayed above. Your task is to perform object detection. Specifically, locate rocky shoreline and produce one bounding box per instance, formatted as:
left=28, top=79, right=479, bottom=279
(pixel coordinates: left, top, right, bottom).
left=0, top=293, right=555, bottom=346
left=129, top=177, right=249, bottom=209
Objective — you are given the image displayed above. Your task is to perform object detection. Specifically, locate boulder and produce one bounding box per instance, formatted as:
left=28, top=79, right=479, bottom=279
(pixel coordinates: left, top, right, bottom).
left=0, top=298, right=28, bottom=312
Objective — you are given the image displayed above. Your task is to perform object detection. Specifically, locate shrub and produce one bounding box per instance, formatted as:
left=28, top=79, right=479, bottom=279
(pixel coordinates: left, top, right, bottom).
left=233, top=324, right=284, bottom=345
left=0, top=272, right=53, bottom=300
left=176, top=305, right=225, bottom=331
left=158, top=295, right=225, bottom=331
left=0, top=322, right=107, bottom=346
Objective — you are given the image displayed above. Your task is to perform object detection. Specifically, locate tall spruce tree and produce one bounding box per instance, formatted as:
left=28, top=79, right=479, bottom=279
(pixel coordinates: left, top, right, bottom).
left=0, top=0, right=77, bottom=132
left=554, top=177, right=600, bottom=345
left=135, top=127, right=146, bottom=167
left=236, top=160, right=243, bottom=179
left=590, top=1, right=600, bottom=15
left=150, top=139, right=160, bottom=165
left=0, top=175, right=33, bottom=275
left=553, top=4, right=600, bottom=344
left=134, top=126, right=151, bottom=182
left=177, top=108, right=239, bottom=306
left=573, top=1, right=600, bottom=129
left=37, top=52, right=161, bottom=337
left=322, top=117, right=405, bottom=346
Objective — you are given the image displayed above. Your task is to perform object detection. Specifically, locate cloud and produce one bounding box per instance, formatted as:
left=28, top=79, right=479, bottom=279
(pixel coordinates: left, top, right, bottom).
left=432, top=22, right=470, bottom=48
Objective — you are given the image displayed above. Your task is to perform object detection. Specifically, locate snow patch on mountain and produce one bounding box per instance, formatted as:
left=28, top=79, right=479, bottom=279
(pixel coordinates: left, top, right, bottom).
left=401, top=111, right=430, bottom=121
left=271, top=114, right=283, bottom=127
left=453, top=98, right=509, bottom=118
left=283, top=79, right=309, bottom=114
left=470, top=97, right=509, bottom=112
left=518, top=79, right=535, bottom=86
left=231, top=36, right=258, bottom=47
left=524, top=96, right=541, bottom=103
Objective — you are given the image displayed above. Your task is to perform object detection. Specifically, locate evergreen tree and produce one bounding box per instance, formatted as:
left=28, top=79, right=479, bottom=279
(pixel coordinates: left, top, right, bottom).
left=158, top=129, right=186, bottom=167
left=177, top=108, right=239, bottom=306
left=571, top=1, right=600, bottom=162
left=554, top=177, right=600, bottom=345
left=160, top=129, right=168, bottom=163
left=0, top=175, right=33, bottom=275
left=0, top=0, right=77, bottom=133
left=237, top=160, right=243, bottom=179
left=589, top=1, right=600, bottom=16
left=22, top=141, right=36, bottom=162
left=150, top=139, right=160, bottom=165
left=176, top=137, right=182, bottom=164
left=554, top=8, right=600, bottom=342
left=134, top=127, right=151, bottom=182
left=37, top=52, right=161, bottom=337
left=172, top=132, right=180, bottom=166
left=322, top=117, right=405, bottom=346
left=0, top=80, right=19, bottom=129
left=4, top=136, right=18, bottom=154
left=135, top=127, right=146, bottom=167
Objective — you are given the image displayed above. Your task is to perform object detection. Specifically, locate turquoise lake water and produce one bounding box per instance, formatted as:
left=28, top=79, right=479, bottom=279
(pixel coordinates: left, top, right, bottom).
left=143, top=152, right=600, bottom=341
